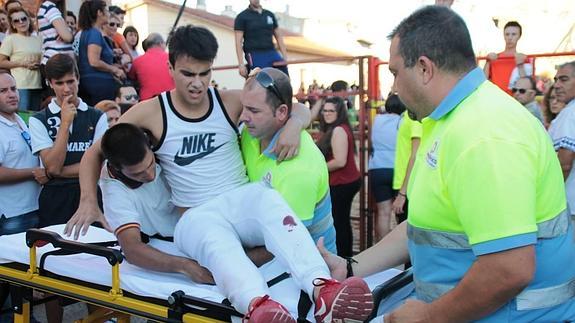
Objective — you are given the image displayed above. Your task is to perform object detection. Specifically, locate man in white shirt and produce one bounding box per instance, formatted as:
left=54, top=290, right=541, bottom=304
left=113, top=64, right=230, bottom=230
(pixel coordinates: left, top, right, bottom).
left=0, top=72, right=48, bottom=235
left=548, top=61, right=575, bottom=217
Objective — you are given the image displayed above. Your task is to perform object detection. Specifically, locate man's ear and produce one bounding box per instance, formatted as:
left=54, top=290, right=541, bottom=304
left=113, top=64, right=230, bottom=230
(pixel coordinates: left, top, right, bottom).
left=417, top=56, right=434, bottom=85
left=277, top=104, right=289, bottom=121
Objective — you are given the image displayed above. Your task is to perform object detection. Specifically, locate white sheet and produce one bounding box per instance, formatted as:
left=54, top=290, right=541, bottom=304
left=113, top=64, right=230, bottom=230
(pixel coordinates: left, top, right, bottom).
left=0, top=225, right=401, bottom=320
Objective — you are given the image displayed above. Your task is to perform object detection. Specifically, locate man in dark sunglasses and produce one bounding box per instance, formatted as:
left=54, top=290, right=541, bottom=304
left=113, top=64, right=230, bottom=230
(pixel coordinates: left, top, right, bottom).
left=512, top=77, right=542, bottom=122
left=0, top=72, right=48, bottom=236
left=115, top=84, right=139, bottom=113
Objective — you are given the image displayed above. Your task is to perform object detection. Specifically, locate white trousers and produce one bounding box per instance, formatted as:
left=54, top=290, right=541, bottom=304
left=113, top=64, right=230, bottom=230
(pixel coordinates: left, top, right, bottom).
left=174, top=182, right=331, bottom=313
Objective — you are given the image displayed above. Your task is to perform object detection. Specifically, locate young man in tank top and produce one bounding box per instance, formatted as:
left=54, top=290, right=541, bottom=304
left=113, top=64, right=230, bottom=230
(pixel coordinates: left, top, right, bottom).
left=65, top=25, right=373, bottom=322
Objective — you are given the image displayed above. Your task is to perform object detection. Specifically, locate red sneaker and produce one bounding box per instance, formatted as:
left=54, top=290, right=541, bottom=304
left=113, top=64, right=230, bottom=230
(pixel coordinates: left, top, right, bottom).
left=313, top=277, right=373, bottom=323
left=243, top=295, right=296, bottom=323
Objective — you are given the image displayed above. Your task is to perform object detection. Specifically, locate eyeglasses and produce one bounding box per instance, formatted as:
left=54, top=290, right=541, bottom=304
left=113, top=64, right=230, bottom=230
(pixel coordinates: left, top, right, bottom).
left=20, top=130, right=31, bottom=150
left=12, top=16, right=27, bottom=24
left=322, top=109, right=336, bottom=113
left=108, top=22, right=119, bottom=27
left=511, top=88, right=530, bottom=94
left=255, top=71, right=285, bottom=105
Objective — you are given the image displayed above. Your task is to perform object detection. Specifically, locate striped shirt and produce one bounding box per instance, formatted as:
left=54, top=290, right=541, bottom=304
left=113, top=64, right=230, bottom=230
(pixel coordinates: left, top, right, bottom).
left=37, top=1, right=73, bottom=64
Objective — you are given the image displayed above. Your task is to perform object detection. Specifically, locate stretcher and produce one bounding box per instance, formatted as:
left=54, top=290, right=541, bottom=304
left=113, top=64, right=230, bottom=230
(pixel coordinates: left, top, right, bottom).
left=0, top=225, right=410, bottom=322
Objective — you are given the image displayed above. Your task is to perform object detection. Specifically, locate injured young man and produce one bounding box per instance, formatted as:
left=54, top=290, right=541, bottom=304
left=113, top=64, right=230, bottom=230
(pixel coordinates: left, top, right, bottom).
left=90, top=124, right=373, bottom=323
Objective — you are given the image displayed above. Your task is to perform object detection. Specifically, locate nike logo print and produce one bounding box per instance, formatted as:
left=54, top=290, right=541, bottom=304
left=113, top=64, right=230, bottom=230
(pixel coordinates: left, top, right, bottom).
left=173, top=143, right=226, bottom=166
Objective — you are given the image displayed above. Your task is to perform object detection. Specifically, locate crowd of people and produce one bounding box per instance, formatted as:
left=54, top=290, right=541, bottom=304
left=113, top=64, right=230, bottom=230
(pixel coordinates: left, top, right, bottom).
left=1, top=0, right=575, bottom=322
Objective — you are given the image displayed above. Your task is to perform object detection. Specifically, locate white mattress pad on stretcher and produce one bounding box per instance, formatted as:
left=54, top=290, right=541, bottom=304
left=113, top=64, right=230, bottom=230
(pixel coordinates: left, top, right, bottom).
left=0, top=225, right=401, bottom=320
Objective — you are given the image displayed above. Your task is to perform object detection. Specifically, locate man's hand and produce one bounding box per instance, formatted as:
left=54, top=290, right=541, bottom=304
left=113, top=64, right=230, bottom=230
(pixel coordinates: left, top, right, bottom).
left=385, top=299, right=433, bottom=323
left=61, top=95, right=77, bottom=125
left=32, top=168, right=50, bottom=185
left=64, top=199, right=111, bottom=240
left=239, top=64, right=248, bottom=78
left=317, top=237, right=347, bottom=281
left=181, top=259, right=215, bottom=285
left=392, top=194, right=406, bottom=215
left=272, top=121, right=300, bottom=162
left=486, top=52, right=497, bottom=61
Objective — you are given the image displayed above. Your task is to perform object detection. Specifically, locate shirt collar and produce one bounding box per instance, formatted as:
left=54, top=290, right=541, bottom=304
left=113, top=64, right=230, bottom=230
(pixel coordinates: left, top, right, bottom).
left=262, top=128, right=284, bottom=160
left=0, top=113, right=25, bottom=128
left=429, top=67, right=486, bottom=120
left=48, top=97, right=88, bottom=114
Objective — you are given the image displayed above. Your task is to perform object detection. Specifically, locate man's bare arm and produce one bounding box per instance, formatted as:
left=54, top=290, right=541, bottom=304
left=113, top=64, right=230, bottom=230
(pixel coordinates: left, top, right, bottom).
left=118, top=227, right=214, bottom=284
left=557, top=148, right=575, bottom=180
left=0, top=166, right=37, bottom=183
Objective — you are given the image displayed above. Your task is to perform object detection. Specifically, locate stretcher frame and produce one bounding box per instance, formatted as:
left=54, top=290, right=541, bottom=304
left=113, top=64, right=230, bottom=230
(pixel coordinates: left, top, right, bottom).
left=0, top=229, right=413, bottom=323
left=0, top=229, right=241, bottom=323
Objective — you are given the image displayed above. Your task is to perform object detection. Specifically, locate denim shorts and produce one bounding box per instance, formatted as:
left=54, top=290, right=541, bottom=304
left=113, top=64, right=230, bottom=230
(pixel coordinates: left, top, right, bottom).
left=0, top=210, right=39, bottom=236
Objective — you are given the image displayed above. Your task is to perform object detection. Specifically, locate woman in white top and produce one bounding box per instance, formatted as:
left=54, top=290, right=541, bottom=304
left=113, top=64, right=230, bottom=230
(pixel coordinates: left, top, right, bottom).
left=0, top=8, right=42, bottom=111
left=368, top=94, right=405, bottom=241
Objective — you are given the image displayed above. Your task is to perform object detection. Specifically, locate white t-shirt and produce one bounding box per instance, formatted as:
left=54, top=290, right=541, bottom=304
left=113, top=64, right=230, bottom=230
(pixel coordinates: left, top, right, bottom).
left=0, top=114, right=41, bottom=217
left=548, top=99, right=575, bottom=214
left=99, top=163, right=180, bottom=237
left=368, top=113, right=401, bottom=170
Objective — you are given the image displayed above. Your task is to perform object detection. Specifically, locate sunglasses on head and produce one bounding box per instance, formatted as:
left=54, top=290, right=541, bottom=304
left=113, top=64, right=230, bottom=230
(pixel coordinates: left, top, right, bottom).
left=109, top=22, right=119, bottom=27
left=12, top=16, right=27, bottom=24
left=255, top=71, right=285, bottom=106
left=511, top=88, right=529, bottom=94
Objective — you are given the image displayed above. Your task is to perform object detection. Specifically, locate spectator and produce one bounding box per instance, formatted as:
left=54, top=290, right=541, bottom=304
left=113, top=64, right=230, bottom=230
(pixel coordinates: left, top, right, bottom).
left=240, top=67, right=337, bottom=253
left=0, top=9, right=8, bottom=45
left=0, top=72, right=47, bottom=235
left=37, top=0, right=74, bottom=66
left=115, top=84, right=138, bottom=113
left=76, top=0, right=125, bottom=106
left=127, top=32, right=174, bottom=101
left=65, top=10, right=77, bottom=36
left=483, top=21, right=532, bottom=95
left=3, top=0, right=21, bottom=12
left=107, top=5, right=131, bottom=59
left=234, top=0, right=288, bottom=78
left=0, top=7, right=42, bottom=111
left=542, top=85, right=566, bottom=128
left=316, top=96, right=361, bottom=257
left=512, top=76, right=543, bottom=122
left=368, top=94, right=404, bottom=241
left=123, top=26, right=140, bottom=59
left=391, top=105, right=421, bottom=226
left=548, top=61, right=575, bottom=220
left=103, top=13, right=130, bottom=72
left=94, top=99, right=120, bottom=127
left=29, top=53, right=107, bottom=228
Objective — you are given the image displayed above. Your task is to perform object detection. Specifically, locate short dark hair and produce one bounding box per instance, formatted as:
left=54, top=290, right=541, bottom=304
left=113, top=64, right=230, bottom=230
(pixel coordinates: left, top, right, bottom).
left=78, top=0, right=107, bottom=31
left=168, top=25, right=218, bottom=66
left=504, top=21, right=522, bottom=36
left=388, top=6, right=476, bottom=75
left=122, top=26, right=139, bottom=49
left=385, top=94, right=407, bottom=115
left=108, top=5, right=126, bottom=15
left=45, top=54, right=79, bottom=81
left=330, top=80, right=348, bottom=92
left=66, top=10, right=76, bottom=23
left=101, top=123, right=150, bottom=169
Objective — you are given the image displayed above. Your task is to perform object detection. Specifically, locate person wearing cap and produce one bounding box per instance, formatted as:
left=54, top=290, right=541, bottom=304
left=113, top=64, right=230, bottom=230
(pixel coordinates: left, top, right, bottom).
left=318, top=6, right=575, bottom=322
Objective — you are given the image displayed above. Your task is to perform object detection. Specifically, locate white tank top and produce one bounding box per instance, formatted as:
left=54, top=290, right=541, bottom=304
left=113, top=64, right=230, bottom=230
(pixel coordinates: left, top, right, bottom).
left=153, top=88, right=248, bottom=208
